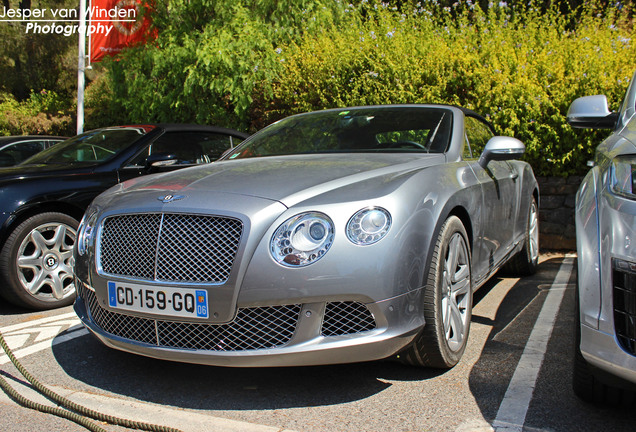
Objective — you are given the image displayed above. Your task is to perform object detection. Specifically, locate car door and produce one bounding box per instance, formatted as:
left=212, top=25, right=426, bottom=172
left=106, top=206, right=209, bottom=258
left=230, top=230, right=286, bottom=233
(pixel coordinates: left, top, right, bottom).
left=117, top=130, right=244, bottom=182
left=464, top=116, right=519, bottom=280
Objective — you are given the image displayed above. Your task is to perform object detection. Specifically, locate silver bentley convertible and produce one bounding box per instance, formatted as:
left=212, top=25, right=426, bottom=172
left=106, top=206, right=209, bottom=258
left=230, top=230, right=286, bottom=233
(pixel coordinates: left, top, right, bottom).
left=73, top=105, right=539, bottom=368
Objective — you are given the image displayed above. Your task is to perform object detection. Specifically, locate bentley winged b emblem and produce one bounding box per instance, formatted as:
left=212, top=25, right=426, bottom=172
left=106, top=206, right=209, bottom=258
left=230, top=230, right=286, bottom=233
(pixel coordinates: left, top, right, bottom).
left=158, top=194, right=186, bottom=203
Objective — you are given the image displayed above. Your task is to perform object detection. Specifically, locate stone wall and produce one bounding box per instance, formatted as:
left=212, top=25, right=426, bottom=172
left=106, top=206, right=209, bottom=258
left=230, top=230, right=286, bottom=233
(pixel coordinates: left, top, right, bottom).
left=537, top=176, right=583, bottom=251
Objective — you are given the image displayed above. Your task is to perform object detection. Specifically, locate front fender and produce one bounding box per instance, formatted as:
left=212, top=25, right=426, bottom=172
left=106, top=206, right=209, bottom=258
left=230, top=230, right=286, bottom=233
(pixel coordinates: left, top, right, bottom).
left=575, top=168, right=601, bottom=329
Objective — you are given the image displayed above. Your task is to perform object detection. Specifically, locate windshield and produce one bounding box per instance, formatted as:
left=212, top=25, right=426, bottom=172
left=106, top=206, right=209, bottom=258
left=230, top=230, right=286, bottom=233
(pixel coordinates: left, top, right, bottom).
left=224, top=106, right=453, bottom=160
left=22, top=127, right=152, bottom=165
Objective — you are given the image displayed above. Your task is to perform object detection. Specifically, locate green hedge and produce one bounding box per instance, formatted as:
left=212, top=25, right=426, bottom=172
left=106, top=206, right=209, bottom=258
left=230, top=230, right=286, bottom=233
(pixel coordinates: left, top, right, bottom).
left=0, top=90, right=73, bottom=136
left=86, top=1, right=636, bottom=176
left=263, top=2, right=635, bottom=176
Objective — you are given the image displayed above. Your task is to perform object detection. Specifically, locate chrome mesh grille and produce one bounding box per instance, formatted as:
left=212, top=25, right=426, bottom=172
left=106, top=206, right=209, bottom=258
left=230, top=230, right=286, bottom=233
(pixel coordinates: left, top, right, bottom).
left=99, top=213, right=242, bottom=283
left=79, top=286, right=301, bottom=351
left=100, top=214, right=160, bottom=280
left=321, top=301, right=376, bottom=336
left=157, top=306, right=301, bottom=350
left=83, top=285, right=157, bottom=345
left=612, top=259, right=636, bottom=356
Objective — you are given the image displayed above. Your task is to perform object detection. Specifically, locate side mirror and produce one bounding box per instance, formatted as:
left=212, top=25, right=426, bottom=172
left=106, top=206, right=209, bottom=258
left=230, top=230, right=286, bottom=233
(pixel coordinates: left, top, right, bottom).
left=144, top=153, right=178, bottom=169
left=478, top=136, right=525, bottom=168
left=566, top=95, right=618, bottom=129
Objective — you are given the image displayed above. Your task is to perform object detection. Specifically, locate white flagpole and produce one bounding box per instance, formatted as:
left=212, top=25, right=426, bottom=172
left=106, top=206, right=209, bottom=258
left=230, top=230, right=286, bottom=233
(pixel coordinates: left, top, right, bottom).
left=77, top=0, right=86, bottom=134
left=87, top=0, right=92, bottom=71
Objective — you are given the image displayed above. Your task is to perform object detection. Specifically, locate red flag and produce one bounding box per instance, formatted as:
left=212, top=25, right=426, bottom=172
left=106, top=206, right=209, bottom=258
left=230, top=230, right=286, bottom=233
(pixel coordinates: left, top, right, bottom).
left=89, top=0, right=156, bottom=63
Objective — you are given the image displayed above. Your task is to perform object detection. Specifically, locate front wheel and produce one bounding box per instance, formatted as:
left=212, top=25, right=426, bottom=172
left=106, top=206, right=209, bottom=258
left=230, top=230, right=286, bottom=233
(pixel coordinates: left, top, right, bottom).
left=400, top=216, right=473, bottom=368
left=503, top=196, right=539, bottom=276
left=0, top=212, right=78, bottom=310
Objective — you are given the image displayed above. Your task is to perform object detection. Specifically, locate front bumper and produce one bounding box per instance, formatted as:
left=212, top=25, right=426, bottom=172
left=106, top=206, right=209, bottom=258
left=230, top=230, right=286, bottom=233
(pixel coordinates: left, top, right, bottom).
left=581, top=323, right=636, bottom=387
left=582, top=257, right=636, bottom=386
left=74, top=280, right=424, bottom=367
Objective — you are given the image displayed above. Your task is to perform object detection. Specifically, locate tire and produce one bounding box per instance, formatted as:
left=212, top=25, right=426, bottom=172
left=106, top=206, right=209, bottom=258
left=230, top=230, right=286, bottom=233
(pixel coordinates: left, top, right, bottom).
left=503, top=196, right=539, bottom=276
left=0, top=212, right=78, bottom=310
left=400, top=216, right=473, bottom=368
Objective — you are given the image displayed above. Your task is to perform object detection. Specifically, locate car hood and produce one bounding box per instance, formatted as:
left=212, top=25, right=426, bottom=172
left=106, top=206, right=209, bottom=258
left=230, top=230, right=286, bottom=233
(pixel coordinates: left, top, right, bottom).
left=115, top=153, right=446, bottom=207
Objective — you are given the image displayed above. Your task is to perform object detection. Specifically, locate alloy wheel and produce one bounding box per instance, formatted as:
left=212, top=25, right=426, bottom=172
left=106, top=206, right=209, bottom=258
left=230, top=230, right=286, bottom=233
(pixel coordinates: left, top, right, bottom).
left=16, top=222, right=76, bottom=302
left=529, top=200, right=539, bottom=262
left=441, top=232, right=471, bottom=352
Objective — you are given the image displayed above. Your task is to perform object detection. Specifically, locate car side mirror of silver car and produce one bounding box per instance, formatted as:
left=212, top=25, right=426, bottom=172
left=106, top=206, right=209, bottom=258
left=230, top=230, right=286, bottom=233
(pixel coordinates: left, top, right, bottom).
left=566, top=95, right=619, bottom=129
left=478, top=136, right=525, bottom=168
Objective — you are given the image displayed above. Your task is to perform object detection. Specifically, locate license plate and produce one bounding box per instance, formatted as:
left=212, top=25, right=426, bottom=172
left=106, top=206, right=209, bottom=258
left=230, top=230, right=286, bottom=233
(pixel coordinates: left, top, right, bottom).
left=107, top=281, right=209, bottom=319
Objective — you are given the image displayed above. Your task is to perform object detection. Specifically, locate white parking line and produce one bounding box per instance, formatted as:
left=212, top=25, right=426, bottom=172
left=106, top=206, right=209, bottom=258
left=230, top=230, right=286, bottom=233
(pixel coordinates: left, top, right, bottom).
left=0, top=312, right=77, bottom=333
left=0, top=312, right=85, bottom=365
left=0, top=326, right=87, bottom=365
left=492, top=255, right=575, bottom=432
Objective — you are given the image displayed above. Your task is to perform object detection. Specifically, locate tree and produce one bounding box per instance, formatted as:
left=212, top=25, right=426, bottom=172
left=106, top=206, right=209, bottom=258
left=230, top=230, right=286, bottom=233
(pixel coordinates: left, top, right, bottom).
left=0, top=0, right=77, bottom=100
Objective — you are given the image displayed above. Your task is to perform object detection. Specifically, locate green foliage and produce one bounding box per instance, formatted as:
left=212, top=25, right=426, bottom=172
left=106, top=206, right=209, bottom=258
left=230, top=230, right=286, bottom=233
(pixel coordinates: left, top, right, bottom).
left=0, top=0, right=81, bottom=136
left=93, top=0, right=635, bottom=176
left=104, top=0, right=345, bottom=130
left=83, top=66, right=121, bottom=130
left=0, top=90, right=73, bottom=136
left=0, top=0, right=77, bottom=100
left=265, top=1, right=635, bottom=176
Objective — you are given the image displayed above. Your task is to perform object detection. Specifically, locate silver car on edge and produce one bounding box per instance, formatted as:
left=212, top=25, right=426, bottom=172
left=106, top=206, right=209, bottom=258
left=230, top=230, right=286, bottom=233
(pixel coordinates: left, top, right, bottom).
left=73, top=105, right=539, bottom=368
left=568, top=72, right=636, bottom=402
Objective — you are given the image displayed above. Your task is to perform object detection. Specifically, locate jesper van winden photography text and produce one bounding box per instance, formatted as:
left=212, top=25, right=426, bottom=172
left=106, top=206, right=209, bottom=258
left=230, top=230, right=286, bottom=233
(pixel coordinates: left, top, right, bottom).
left=0, top=5, right=138, bottom=36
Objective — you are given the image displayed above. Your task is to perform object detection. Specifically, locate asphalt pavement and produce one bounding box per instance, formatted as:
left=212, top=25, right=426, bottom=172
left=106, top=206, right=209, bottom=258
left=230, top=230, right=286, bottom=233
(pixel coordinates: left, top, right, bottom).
left=0, top=253, right=635, bottom=432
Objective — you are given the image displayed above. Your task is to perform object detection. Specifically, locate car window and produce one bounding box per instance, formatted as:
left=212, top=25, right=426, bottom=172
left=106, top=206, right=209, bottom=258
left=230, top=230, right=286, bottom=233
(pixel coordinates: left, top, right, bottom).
left=0, top=140, right=47, bottom=166
left=46, top=139, right=65, bottom=148
left=375, top=129, right=433, bottom=148
left=23, top=128, right=150, bottom=165
left=127, top=131, right=242, bottom=167
left=464, top=116, right=494, bottom=160
left=224, top=107, right=454, bottom=160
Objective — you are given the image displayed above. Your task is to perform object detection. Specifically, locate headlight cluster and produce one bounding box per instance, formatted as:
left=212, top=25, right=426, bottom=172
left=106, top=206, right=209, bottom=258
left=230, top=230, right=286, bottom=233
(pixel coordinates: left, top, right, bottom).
left=76, top=209, right=99, bottom=256
left=270, top=212, right=335, bottom=267
left=346, top=207, right=392, bottom=245
left=610, top=155, right=636, bottom=199
left=269, top=207, right=392, bottom=267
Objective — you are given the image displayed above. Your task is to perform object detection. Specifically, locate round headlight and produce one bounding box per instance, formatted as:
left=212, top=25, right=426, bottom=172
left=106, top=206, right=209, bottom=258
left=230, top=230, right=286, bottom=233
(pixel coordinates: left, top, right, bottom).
left=270, top=212, right=334, bottom=267
left=346, top=207, right=392, bottom=245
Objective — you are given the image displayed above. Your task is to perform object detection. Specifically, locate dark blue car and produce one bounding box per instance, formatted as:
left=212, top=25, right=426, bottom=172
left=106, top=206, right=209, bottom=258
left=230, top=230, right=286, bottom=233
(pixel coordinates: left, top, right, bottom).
left=0, top=124, right=248, bottom=310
